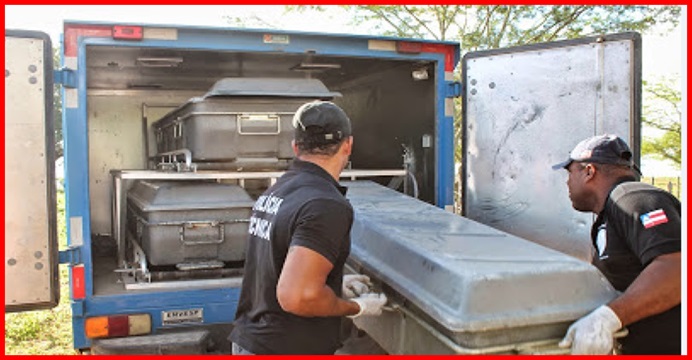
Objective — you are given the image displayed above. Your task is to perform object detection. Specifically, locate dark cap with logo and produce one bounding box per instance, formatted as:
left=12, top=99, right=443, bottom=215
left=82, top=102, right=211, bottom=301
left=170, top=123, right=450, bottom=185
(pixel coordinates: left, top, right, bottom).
left=552, top=134, right=640, bottom=173
left=292, top=101, right=351, bottom=146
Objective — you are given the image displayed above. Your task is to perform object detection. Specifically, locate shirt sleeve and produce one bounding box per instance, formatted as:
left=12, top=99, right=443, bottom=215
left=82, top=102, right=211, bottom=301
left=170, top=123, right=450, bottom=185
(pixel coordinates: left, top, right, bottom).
left=290, top=198, right=353, bottom=265
left=617, top=191, right=681, bottom=266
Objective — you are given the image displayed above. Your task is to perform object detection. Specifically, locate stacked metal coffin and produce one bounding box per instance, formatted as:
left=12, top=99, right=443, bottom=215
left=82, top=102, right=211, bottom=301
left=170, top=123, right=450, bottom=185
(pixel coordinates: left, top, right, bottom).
left=126, top=181, right=254, bottom=267
left=345, top=181, right=619, bottom=354
left=153, top=77, right=341, bottom=170
left=127, top=78, right=340, bottom=271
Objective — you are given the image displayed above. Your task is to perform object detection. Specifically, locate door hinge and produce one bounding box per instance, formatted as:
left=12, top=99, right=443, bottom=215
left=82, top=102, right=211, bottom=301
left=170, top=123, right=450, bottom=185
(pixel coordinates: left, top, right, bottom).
left=446, top=81, right=461, bottom=98
left=59, top=246, right=82, bottom=265
left=53, top=68, right=77, bottom=88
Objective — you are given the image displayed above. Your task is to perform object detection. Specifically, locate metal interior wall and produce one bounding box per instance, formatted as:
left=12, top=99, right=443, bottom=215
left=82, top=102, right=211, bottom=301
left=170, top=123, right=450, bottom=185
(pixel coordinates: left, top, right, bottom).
left=338, top=64, right=437, bottom=204
left=87, top=91, right=198, bottom=236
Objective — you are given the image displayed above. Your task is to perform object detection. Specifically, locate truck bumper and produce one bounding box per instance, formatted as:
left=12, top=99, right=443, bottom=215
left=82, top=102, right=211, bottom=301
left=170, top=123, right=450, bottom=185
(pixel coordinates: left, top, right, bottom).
left=91, top=330, right=211, bottom=354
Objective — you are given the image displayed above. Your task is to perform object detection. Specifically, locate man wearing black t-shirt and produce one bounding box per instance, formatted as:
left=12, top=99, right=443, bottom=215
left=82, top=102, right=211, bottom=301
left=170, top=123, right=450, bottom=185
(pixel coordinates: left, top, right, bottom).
left=553, top=134, right=681, bottom=355
left=229, top=101, right=388, bottom=354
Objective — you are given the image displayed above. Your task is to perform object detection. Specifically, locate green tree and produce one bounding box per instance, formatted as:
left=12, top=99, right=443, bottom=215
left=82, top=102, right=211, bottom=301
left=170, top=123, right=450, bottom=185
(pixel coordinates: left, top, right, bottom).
left=290, top=6, right=680, bottom=50
left=459, top=5, right=679, bottom=51
left=641, top=75, right=681, bottom=168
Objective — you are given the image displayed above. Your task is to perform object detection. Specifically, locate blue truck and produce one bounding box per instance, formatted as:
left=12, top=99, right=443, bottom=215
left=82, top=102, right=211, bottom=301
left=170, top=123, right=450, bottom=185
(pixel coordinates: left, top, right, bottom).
left=5, top=22, right=640, bottom=354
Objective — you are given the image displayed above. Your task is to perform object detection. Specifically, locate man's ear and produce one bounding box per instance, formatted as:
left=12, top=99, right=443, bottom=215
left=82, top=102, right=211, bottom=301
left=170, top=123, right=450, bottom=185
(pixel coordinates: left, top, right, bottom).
left=341, top=137, right=353, bottom=156
left=584, top=163, right=596, bottom=180
left=291, top=140, right=300, bottom=156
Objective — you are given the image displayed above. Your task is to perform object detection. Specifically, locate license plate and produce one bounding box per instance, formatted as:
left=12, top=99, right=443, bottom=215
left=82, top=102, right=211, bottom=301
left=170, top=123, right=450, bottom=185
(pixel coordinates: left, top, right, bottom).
left=162, top=308, right=203, bottom=326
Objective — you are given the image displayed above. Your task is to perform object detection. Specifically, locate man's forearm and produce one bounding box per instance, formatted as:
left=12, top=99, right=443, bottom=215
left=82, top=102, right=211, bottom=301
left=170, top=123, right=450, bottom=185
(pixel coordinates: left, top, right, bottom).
left=279, top=283, right=360, bottom=318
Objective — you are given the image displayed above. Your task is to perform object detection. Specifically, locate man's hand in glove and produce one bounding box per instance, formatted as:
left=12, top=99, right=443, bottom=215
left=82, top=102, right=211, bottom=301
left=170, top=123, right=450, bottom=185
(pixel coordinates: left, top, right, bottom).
left=342, top=274, right=373, bottom=299
left=348, top=293, right=388, bottom=318
left=559, top=305, right=622, bottom=354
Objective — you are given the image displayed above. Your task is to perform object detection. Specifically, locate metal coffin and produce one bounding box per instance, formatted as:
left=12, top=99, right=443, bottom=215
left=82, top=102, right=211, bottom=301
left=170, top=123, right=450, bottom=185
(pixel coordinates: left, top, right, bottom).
left=345, top=181, right=618, bottom=354
left=126, top=180, right=254, bottom=266
left=152, top=78, right=341, bottom=169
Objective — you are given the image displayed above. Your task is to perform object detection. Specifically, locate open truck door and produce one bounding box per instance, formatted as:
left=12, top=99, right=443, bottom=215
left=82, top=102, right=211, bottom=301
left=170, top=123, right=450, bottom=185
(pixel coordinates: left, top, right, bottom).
left=5, top=30, right=59, bottom=312
left=462, top=32, right=641, bottom=261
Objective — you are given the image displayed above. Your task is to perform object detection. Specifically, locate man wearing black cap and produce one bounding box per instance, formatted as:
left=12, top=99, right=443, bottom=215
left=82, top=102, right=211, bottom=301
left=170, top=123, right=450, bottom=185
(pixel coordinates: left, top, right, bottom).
left=553, top=134, right=681, bottom=355
left=229, top=101, right=387, bottom=354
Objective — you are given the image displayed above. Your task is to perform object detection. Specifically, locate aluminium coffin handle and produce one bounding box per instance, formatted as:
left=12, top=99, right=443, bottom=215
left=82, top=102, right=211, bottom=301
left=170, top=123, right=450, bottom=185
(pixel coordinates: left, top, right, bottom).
left=175, top=218, right=250, bottom=245
left=237, top=113, right=281, bottom=135
left=178, top=221, right=225, bottom=246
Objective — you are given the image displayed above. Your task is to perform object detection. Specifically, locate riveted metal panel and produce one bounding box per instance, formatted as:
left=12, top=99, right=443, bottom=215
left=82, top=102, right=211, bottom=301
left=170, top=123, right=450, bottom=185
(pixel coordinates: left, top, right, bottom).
left=462, top=33, right=641, bottom=260
left=5, top=30, right=59, bottom=311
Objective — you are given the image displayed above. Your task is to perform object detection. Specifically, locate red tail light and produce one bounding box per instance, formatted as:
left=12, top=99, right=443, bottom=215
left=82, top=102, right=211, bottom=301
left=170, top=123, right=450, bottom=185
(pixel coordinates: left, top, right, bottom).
left=85, top=314, right=151, bottom=339
left=113, top=26, right=143, bottom=40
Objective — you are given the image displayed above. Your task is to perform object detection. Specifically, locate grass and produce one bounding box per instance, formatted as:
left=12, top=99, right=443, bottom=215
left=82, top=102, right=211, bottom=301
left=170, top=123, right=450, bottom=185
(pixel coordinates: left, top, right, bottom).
left=4, top=189, right=76, bottom=355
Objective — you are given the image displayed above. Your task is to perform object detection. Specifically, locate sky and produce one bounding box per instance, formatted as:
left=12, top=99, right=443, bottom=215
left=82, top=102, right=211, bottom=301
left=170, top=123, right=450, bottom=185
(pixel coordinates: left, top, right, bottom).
left=5, top=5, right=686, bottom=176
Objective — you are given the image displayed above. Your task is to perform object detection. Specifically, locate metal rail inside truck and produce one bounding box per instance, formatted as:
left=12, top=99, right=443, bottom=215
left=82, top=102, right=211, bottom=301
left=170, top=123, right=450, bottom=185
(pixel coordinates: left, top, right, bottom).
left=5, top=22, right=641, bottom=354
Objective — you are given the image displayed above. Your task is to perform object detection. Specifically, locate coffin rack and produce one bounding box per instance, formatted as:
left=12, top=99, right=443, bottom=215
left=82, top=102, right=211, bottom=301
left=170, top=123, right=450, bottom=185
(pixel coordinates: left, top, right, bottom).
left=110, top=168, right=406, bottom=290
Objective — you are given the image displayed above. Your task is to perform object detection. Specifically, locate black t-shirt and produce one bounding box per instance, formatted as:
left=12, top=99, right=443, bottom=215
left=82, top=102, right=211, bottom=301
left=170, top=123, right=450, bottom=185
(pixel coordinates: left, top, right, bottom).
left=229, top=159, right=353, bottom=354
left=591, top=179, right=681, bottom=354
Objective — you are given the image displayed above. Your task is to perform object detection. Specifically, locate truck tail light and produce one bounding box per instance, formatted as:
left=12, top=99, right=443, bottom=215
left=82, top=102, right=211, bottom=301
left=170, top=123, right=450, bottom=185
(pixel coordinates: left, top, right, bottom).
left=113, top=25, right=143, bottom=40
left=85, top=314, right=151, bottom=339
left=396, top=41, right=423, bottom=54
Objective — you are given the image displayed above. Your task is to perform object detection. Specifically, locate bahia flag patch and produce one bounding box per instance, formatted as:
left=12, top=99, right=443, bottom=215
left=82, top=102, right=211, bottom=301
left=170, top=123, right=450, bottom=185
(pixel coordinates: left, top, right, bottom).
left=640, top=209, right=669, bottom=229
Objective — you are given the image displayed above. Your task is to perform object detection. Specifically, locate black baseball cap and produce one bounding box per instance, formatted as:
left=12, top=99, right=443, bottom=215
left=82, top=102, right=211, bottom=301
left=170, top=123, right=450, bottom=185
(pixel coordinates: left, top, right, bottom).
left=292, top=101, right=351, bottom=145
left=552, top=134, right=641, bottom=174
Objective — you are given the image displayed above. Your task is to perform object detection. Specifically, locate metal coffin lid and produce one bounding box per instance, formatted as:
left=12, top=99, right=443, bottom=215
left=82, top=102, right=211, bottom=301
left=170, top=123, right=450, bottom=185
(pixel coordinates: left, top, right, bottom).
left=127, top=180, right=255, bottom=212
left=203, top=77, right=342, bottom=99
left=346, top=181, right=617, bottom=337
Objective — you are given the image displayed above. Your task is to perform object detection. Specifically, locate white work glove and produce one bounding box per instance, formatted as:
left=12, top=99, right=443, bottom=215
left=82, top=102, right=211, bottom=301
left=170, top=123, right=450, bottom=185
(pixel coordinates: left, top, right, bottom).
left=342, top=274, right=373, bottom=299
left=559, top=305, right=622, bottom=355
left=348, top=293, right=388, bottom=318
